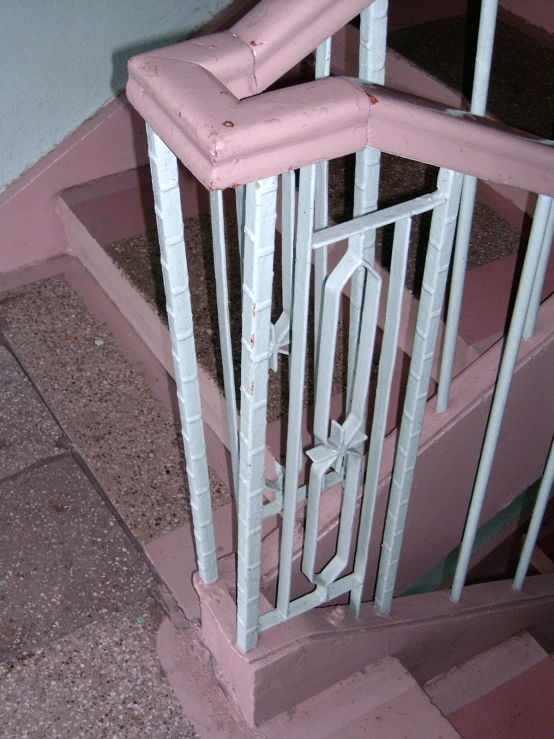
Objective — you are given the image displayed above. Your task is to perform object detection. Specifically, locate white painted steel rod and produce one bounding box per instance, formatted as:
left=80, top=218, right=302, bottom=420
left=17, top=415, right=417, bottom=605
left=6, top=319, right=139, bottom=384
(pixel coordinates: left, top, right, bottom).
left=236, top=176, right=278, bottom=652
left=346, top=0, right=387, bottom=412
left=317, top=266, right=381, bottom=585
left=351, top=216, right=412, bottom=615
left=374, top=169, right=463, bottom=614
left=210, top=190, right=239, bottom=493
left=513, top=436, right=554, bottom=590
left=523, top=197, right=554, bottom=339
left=235, top=184, right=246, bottom=283
left=280, top=171, right=296, bottom=321
left=146, top=126, right=218, bottom=584
left=314, top=37, right=331, bottom=365
left=437, top=0, right=499, bottom=412
left=451, top=194, right=554, bottom=603
left=313, top=191, right=443, bottom=248
left=275, top=166, right=317, bottom=620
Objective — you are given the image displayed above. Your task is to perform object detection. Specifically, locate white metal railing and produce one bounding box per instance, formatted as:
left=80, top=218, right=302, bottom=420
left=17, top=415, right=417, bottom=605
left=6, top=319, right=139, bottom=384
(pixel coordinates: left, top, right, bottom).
left=132, top=0, right=554, bottom=653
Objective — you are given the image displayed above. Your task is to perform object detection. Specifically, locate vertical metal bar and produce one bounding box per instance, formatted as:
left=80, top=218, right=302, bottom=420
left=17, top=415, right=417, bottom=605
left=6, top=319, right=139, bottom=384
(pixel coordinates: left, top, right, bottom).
left=276, top=166, right=317, bottom=618
left=210, top=190, right=239, bottom=493
left=374, top=169, right=463, bottom=614
left=523, top=197, right=554, bottom=339
left=513, top=436, right=554, bottom=590
left=314, top=37, right=331, bottom=363
left=451, top=194, right=554, bottom=602
left=319, top=266, right=381, bottom=584
left=313, top=251, right=360, bottom=442
left=303, top=251, right=368, bottom=581
left=146, top=126, right=218, bottom=584
left=351, top=217, right=412, bottom=615
left=236, top=176, right=278, bottom=652
left=346, top=0, right=387, bottom=411
left=281, top=170, right=296, bottom=319
left=437, top=0, right=499, bottom=412
left=235, top=184, right=246, bottom=282
left=359, top=0, right=388, bottom=84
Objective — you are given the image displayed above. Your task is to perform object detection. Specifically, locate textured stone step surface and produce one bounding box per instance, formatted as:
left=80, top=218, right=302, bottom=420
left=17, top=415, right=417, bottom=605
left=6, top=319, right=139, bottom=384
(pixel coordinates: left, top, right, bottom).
left=425, top=631, right=554, bottom=739
left=388, top=14, right=554, bottom=139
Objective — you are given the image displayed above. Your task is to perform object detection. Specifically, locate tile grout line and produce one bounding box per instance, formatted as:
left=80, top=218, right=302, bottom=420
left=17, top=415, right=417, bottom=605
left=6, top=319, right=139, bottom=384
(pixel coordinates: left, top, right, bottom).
left=0, top=590, right=160, bottom=667
left=0, top=324, right=189, bottom=626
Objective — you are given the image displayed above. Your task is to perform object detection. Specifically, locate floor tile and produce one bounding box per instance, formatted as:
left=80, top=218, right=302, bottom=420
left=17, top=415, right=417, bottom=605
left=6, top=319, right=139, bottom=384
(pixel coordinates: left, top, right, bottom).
left=0, top=595, right=198, bottom=738
left=0, top=342, right=65, bottom=480
left=0, top=277, right=229, bottom=543
left=0, top=455, right=152, bottom=660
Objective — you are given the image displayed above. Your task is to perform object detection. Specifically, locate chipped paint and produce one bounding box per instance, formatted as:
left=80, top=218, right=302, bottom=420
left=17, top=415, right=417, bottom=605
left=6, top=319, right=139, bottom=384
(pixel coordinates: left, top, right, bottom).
left=223, top=120, right=235, bottom=127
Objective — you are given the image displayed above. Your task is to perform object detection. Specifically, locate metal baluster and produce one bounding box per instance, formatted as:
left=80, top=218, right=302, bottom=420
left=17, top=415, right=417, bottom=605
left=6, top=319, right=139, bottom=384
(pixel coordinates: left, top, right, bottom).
left=451, top=194, right=554, bottom=602
left=210, top=190, right=239, bottom=493
left=236, top=176, right=278, bottom=652
left=281, top=170, right=296, bottom=322
left=523, top=197, right=554, bottom=339
left=235, top=184, right=246, bottom=283
left=351, top=216, right=412, bottom=615
left=375, top=169, right=463, bottom=614
left=314, top=38, right=332, bottom=365
left=146, top=126, right=218, bottom=584
left=316, top=265, right=381, bottom=585
left=437, top=0, right=499, bottom=412
left=346, top=0, right=387, bottom=411
left=276, top=166, right=317, bottom=619
left=513, top=436, right=554, bottom=590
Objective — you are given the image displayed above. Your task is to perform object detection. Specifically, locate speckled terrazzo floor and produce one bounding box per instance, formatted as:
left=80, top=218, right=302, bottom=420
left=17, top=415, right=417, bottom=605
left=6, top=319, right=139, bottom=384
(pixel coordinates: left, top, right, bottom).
left=0, top=277, right=229, bottom=543
left=388, top=15, right=554, bottom=138
left=105, top=213, right=350, bottom=423
left=0, top=276, right=229, bottom=737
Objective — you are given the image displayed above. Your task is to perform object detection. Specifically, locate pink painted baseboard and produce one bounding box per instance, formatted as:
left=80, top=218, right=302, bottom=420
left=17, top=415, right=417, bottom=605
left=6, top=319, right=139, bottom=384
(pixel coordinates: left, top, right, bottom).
left=158, top=607, right=462, bottom=738
left=0, top=95, right=148, bottom=275
left=195, top=552, right=554, bottom=725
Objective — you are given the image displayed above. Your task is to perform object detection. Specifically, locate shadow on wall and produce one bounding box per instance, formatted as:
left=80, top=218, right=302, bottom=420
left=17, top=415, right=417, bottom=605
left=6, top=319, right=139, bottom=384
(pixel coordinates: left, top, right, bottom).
left=111, top=31, right=191, bottom=96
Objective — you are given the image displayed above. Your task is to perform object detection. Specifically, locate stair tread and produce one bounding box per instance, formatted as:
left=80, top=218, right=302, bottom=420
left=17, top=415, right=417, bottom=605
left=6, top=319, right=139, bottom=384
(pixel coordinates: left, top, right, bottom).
left=261, top=655, right=460, bottom=738
left=449, top=654, right=554, bottom=739
left=425, top=631, right=554, bottom=737
left=326, top=683, right=460, bottom=738
left=388, top=15, right=554, bottom=139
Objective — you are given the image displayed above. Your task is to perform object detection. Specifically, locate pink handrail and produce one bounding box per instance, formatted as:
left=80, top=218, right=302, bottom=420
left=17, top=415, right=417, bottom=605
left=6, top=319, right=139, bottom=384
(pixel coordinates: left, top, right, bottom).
left=127, top=44, right=554, bottom=196
left=143, top=0, right=374, bottom=99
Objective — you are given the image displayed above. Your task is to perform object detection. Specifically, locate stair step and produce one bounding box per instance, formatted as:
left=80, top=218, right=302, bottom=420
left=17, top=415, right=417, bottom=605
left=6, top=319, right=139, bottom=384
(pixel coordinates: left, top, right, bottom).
left=424, top=631, right=554, bottom=738
left=388, top=14, right=554, bottom=139
left=254, top=655, right=459, bottom=737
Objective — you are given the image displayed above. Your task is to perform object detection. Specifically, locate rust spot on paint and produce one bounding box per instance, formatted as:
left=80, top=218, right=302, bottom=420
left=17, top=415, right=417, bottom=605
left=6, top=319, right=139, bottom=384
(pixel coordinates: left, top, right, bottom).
left=223, top=120, right=234, bottom=127
left=252, top=303, right=256, bottom=316
left=249, top=381, right=255, bottom=394
left=250, top=40, right=262, bottom=46
left=364, top=91, right=379, bottom=105
left=230, top=183, right=241, bottom=189
left=250, top=334, right=255, bottom=349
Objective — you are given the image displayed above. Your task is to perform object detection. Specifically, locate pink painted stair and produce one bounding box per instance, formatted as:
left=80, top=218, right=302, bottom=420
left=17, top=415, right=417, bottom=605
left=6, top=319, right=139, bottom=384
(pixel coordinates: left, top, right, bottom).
left=424, top=631, right=554, bottom=739
left=157, top=613, right=461, bottom=738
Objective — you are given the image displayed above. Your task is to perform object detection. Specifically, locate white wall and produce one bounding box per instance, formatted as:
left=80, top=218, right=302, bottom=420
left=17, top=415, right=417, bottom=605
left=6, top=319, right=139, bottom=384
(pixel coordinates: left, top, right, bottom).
left=1, top=0, right=233, bottom=192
